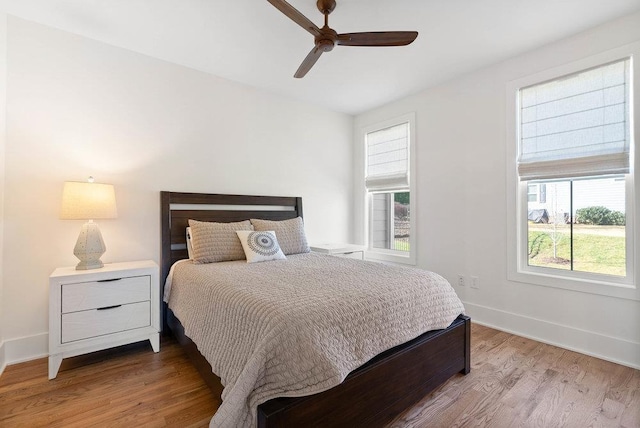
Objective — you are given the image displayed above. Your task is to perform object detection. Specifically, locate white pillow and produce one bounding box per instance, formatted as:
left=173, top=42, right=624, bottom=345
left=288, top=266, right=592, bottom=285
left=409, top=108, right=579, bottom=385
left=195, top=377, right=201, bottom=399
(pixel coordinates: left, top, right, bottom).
left=236, top=230, right=286, bottom=263
left=186, top=227, right=194, bottom=259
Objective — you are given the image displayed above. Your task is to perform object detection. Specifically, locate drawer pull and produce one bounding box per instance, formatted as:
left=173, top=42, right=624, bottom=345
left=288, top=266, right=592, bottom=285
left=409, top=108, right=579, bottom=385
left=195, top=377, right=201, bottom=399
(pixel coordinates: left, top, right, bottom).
left=97, top=305, right=122, bottom=311
left=97, top=278, right=123, bottom=282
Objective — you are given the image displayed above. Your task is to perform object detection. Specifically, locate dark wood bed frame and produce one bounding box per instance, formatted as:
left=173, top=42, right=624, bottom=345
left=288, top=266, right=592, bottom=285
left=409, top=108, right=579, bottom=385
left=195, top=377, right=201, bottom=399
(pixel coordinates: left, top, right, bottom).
left=160, top=191, right=470, bottom=427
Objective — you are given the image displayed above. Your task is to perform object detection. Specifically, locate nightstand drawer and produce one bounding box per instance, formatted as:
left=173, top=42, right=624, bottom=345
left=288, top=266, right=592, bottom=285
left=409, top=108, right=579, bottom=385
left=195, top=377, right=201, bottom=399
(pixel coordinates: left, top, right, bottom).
left=61, top=301, right=151, bottom=343
left=62, top=276, right=151, bottom=313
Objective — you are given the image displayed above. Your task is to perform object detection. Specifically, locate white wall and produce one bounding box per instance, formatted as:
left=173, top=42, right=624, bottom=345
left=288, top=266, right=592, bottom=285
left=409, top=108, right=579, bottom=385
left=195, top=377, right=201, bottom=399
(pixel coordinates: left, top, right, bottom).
left=1, top=16, right=353, bottom=364
left=0, top=12, right=6, bottom=375
left=355, top=12, right=640, bottom=368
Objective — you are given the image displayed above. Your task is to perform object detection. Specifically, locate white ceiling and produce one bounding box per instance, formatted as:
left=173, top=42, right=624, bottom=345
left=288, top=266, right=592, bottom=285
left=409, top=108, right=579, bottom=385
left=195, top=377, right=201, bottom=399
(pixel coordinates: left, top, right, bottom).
left=5, top=0, right=640, bottom=115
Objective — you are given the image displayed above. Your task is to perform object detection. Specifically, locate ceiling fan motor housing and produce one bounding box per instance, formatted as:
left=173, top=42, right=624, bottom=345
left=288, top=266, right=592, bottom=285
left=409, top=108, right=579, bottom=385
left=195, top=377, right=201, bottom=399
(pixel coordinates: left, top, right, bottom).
left=316, top=26, right=338, bottom=51
left=317, top=38, right=335, bottom=52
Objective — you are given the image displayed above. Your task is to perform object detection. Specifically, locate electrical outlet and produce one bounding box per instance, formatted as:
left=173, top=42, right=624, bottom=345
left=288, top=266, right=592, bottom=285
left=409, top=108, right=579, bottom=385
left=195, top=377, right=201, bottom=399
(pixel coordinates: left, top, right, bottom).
left=471, top=276, right=479, bottom=289
left=457, top=274, right=465, bottom=287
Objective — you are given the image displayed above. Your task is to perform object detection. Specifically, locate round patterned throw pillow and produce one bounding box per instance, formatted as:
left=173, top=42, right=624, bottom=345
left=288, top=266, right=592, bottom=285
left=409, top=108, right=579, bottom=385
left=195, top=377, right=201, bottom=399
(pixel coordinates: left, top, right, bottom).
left=236, top=230, right=287, bottom=263
left=248, top=231, right=280, bottom=256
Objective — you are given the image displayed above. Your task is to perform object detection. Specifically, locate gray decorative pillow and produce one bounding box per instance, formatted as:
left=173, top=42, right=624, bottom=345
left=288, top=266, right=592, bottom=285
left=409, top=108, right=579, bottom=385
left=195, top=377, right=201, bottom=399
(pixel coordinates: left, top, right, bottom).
left=250, top=217, right=310, bottom=255
left=188, top=219, right=254, bottom=263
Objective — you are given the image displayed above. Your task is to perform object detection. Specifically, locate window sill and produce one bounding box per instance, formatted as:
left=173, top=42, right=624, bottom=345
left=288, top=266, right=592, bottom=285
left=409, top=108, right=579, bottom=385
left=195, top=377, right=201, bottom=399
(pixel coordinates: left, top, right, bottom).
left=365, top=249, right=415, bottom=266
left=508, top=267, right=638, bottom=301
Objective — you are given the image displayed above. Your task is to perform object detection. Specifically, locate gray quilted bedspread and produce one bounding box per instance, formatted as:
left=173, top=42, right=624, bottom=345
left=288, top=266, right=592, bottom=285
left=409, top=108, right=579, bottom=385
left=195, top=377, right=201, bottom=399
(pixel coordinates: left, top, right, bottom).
left=165, top=252, right=465, bottom=427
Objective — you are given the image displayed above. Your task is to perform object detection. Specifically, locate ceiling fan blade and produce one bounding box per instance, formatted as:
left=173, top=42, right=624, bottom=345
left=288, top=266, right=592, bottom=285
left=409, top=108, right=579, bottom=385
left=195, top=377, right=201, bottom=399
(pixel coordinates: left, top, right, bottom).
left=267, top=0, right=321, bottom=37
left=337, top=31, right=418, bottom=47
left=294, top=46, right=324, bottom=78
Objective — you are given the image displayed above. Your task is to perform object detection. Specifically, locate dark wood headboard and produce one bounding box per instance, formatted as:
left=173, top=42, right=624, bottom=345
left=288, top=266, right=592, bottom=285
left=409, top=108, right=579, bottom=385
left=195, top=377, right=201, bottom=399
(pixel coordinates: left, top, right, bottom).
left=160, top=191, right=303, bottom=289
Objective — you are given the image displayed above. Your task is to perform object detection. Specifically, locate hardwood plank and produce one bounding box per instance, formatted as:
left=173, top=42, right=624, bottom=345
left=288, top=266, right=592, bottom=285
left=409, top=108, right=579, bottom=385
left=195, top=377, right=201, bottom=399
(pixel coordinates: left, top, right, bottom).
left=1, top=325, right=638, bottom=428
left=619, top=370, right=640, bottom=428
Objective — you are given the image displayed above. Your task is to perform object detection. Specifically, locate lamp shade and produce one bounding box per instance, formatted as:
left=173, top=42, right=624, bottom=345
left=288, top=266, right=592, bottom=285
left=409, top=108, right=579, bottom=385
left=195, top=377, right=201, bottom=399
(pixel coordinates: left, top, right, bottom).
left=60, top=181, right=118, bottom=220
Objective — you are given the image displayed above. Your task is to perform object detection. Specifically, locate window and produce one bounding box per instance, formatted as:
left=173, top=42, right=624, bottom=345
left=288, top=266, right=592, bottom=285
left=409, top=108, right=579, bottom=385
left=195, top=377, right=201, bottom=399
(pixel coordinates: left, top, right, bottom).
left=371, top=192, right=410, bottom=251
left=507, top=47, right=637, bottom=298
left=363, top=114, right=416, bottom=264
left=527, top=176, right=626, bottom=276
left=527, top=183, right=546, bottom=203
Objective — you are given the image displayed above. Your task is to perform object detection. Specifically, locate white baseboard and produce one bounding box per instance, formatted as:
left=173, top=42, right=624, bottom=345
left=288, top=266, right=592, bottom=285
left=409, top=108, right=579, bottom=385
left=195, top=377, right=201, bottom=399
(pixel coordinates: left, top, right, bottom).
left=464, top=302, right=640, bottom=370
left=0, top=339, right=6, bottom=376
left=3, top=332, right=48, bottom=367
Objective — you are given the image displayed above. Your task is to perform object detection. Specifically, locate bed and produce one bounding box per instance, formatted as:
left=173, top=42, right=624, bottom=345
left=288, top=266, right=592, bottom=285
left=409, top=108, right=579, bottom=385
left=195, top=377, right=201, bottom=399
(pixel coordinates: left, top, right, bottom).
left=160, top=191, right=470, bottom=427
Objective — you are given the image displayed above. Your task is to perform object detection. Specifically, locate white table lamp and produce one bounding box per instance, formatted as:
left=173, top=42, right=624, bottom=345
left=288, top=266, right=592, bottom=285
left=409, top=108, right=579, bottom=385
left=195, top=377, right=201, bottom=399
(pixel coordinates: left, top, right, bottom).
left=60, top=177, right=118, bottom=270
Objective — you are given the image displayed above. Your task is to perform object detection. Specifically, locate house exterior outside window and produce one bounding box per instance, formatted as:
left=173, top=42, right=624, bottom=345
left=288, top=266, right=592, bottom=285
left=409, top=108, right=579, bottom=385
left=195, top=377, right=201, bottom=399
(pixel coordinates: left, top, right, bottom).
left=362, top=113, right=416, bottom=264
left=507, top=44, right=638, bottom=300
left=527, top=183, right=546, bottom=203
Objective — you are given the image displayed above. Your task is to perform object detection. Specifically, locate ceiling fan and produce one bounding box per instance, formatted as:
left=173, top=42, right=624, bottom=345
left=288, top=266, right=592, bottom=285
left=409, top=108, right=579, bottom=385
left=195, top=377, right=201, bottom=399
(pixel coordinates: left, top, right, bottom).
left=267, top=0, right=418, bottom=78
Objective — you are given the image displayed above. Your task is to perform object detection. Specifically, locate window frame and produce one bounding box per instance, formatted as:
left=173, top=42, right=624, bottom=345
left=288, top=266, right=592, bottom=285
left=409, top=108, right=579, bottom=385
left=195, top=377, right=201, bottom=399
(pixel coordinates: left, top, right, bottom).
left=506, top=43, right=639, bottom=301
left=361, top=113, right=416, bottom=265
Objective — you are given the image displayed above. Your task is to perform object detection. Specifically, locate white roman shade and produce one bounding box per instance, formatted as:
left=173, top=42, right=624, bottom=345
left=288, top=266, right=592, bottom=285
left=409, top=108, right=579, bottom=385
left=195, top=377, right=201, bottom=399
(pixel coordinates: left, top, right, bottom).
left=517, top=58, right=630, bottom=181
left=365, top=122, right=409, bottom=191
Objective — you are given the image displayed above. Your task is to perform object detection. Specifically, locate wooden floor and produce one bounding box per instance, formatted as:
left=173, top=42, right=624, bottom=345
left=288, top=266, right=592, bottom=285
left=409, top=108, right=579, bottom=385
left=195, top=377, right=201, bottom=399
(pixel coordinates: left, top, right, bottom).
left=0, top=324, right=638, bottom=427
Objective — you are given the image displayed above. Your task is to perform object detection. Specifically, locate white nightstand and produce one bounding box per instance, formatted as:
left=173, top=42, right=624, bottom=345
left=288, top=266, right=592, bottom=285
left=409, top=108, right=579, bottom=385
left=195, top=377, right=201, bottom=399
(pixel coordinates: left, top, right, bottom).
left=48, top=260, right=160, bottom=379
left=310, top=243, right=366, bottom=260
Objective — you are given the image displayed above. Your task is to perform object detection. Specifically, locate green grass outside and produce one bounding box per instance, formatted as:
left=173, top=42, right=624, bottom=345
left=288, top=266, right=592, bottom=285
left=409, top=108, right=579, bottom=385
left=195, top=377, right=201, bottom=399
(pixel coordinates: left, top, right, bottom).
left=394, top=239, right=410, bottom=252
left=528, top=225, right=625, bottom=276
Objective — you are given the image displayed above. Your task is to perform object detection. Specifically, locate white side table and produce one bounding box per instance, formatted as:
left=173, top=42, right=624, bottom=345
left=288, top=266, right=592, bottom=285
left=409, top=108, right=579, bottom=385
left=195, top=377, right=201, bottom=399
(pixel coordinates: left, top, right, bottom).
left=48, top=260, right=160, bottom=379
left=310, top=243, right=366, bottom=260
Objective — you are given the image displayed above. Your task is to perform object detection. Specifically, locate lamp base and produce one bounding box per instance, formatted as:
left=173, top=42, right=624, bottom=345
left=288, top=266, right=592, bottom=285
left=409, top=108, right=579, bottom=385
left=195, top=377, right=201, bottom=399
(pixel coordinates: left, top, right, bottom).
left=73, top=220, right=106, bottom=270
left=75, top=259, right=105, bottom=270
